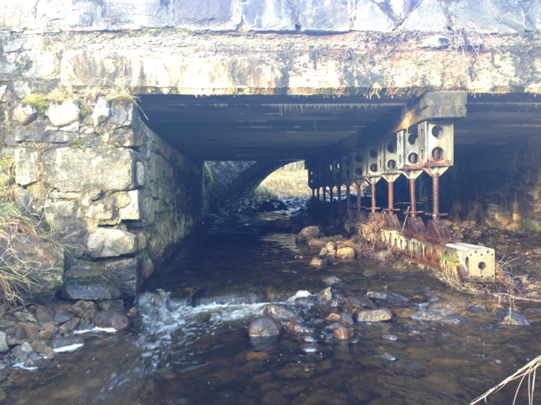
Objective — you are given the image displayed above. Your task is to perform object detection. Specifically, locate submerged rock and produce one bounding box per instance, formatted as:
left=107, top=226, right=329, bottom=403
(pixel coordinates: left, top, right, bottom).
left=333, top=325, right=354, bottom=339
left=367, top=291, right=388, bottom=301
left=336, top=247, right=355, bottom=259
left=249, top=318, right=280, bottom=337
left=263, top=305, right=298, bottom=321
left=501, top=312, right=530, bottom=326
left=93, top=310, right=130, bottom=330
left=356, top=308, right=393, bottom=322
left=309, top=256, right=326, bottom=266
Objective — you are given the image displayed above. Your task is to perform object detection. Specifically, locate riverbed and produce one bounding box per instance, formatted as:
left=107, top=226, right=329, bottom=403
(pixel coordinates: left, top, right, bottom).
left=2, top=212, right=541, bottom=405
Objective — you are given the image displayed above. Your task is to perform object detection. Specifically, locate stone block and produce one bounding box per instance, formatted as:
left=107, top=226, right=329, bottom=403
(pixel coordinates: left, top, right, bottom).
left=448, top=0, right=525, bottom=34
left=105, top=128, right=142, bottom=147
left=92, top=98, right=110, bottom=127
left=110, top=101, right=138, bottom=128
left=14, top=187, right=33, bottom=213
left=400, top=0, right=447, bottom=32
left=119, top=190, right=141, bottom=220
left=13, top=104, right=38, bottom=125
left=102, top=0, right=172, bottom=29
left=0, top=332, right=8, bottom=353
left=136, top=161, right=146, bottom=186
left=297, top=0, right=351, bottom=31
left=87, top=227, right=138, bottom=258
left=172, top=0, right=239, bottom=30
left=15, top=148, right=38, bottom=186
left=62, top=263, right=124, bottom=300
left=42, top=147, right=135, bottom=192
left=85, top=202, right=115, bottom=220
left=104, top=257, right=142, bottom=298
left=48, top=100, right=81, bottom=127
left=6, top=120, right=82, bottom=145
left=353, top=0, right=394, bottom=31
left=242, top=0, right=296, bottom=31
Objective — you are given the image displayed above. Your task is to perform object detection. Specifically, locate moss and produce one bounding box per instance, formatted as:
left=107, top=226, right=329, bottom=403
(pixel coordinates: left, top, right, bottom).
left=80, top=108, right=89, bottom=117
left=22, top=94, right=49, bottom=113
left=203, top=163, right=213, bottom=186
left=67, top=139, right=83, bottom=148
left=106, top=94, right=134, bottom=105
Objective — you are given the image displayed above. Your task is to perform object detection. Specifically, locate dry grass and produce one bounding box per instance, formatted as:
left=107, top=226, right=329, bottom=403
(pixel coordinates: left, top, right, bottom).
left=0, top=156, right=59, bottom=303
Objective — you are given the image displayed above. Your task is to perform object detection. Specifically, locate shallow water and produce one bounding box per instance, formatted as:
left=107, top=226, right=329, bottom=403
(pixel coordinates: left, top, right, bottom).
left=3, top=214, right=541, bottom=405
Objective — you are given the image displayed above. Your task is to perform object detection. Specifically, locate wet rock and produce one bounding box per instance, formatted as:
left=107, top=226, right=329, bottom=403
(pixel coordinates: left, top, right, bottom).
left=325, top=241, right=337, bottom=253
left=263, top=305, right=298, bottom=321
left=501, top=312, right=530, bottom=326
left=59, top=318, right=81, bottom=335
left=54, top=313, right=70, bottom=324
left=333, top=325, right=354, bottom=340
left=246, top=352, right=273, bottom=362
left=42, top=347, right=54, bottom=360
left=344, top=296, right=375, bottom=314
left=339, top=313, right=355, bottom=327
left=12, top=342, right=34, bottom=363
left=50, top=336, right=84, bottom=349
left=23, top=359, right=35, bottom=368
left=72, top=301, right=97, bottom=319
left=14, top=104, right=38, bottom=125
left=308, top=238, right=327, bottom=248
left=31, top=340, right=47, bottom=354
left=47, top=100, right=81, bottom=127
left=62, top=263, right=124, bottom=300
left=262, top=391, right=288, bottom=405
left=35, top=309, right=54, bottom=325
left=382, top=352, right=396, bottom=361
left=336, top=247, right=355, bottom=259
left=285, top=321, right=313, bottom=334
left=38, top=323, right=55, bottom=340
left=318, top=287, right=332, bottom=301
left=13, top=312, right=36, bottom=323
left=97, top=299, right=125, bottom=312
left=275, top=362, right=318, bottom=379
left=367, top=291, right=388, bottom=301
left=104, top=257, right=142, bottom=299
left=93, top=310, right=130, bottom=331
left=356, top=309, right=392, bottom=323
left=382, top=335, right=398, bottom=341
left=411, top=311, right=462, bottom=325
left=249, top=318, right=280, bottom=337
left=0, top=333, right=7, bottom=353
left=319, top=248, right=327, bottom=257
left=326, top=313, right=341, bottom=321
left=324, top=276, right=341, bottom=285
left=296, top=226, right=320, bottom=243
left=309, top=256, right=326, bottom=266
left=15, top=323, right=39, bottom=341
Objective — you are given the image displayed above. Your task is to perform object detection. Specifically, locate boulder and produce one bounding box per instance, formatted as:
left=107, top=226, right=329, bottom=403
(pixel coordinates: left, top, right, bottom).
left=87, top=228, right=138, bottom=258
left=308, top=238, right=327, bottom=248
left=47, top=100, right=81, bottom=127
left=13, top=104, right=38, bottom=125
left=103, top=257, right=142, bottom=298
left=93, top=310, right=130, bottom=330
left=248, top=318, right=280, bottom=337
left=309, top=256, right=326, bottom=266
left=296, top=226, right=320, bottom=243
left=336, top=247, right=355, bottom=259
left=356, top=308, right=393, bottom=323
left=263, top=305, right=298, bottom=321
left=61, top=263, right=124, bottom=300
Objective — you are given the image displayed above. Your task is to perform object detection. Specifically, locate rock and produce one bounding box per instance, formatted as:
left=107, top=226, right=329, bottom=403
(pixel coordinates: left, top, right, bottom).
left=370, top=251, right=395, bottom=262
left=96, top=299, right=124, bottom=312
left=275, top=362, right=318, bottom=379
left=60, top=318, right=81, bottom=335
left=55, top=314, right=70, bottom=324
left=92, top=98, right=110, bottom=127
left=336, top=247, right=355, bottom=259
left=471, top=230, right=483, bottom=239
left=72, top=301, right=97, bottom=319
left=15, top=323, right=39, bottom=341
left=50, top=336, right=84, bottom=349
left=245, top=352, right=273, bottom=362
left=31, top=340, right=47, bottom=354
left=14, top=104, right=38, bottom=125
left=367, top=291, right=388, bottom=301
left=382, top=352, right=396, bottom=361
left=339, top=313, right=355, bottom=327
left=263, top=305, right=298, bottom=321
left=356, top=308, right=392, bottom=323
left=42, top=147, right=135, bottom=192
left=39, top=323, right=55, bottom=340
left=103, top=257, right=142, bottom=298
left=249, top=318, right=280, bottom=337
left=382, top=335, right=397, bottom=341
left=13, top=312, right=37, bottom=323
left=344, top=296, right=374, bottom=314
left=326, top=313, right=340, bottom=321
left=35, top=309, right=54, bottom=324
left=110, top=100, right=138, bottom=128
left=62, top=263, right=124, bottom=300
left=23, top=359, right=34, bottom=368
left=296, top=226, right=320, bottom=243
left=93, top=310, right=130, bottom=331
left=318, top=248, right=327, bottom=257
left=87, top=228, right=138, bottom=258
left=0, top=333, right=7, bottom=353
left=318, top=287, right=332, bottom=302
left=285, top=321, right=313, bottom=334
left=333, top=325, right=354, bottom=340
left=325, top=241, right=336, bottom=251
left=309, top=256, right=326, bottom=266
left=42, top=347, right=54, bottom=360
left=262, top=391, right=288, bottom=405
left=47, top=100, right=81, bottom=127
left=324, top=276, right=341, bottom=285
left=308, top=238, right=327, bottom=248
left=501, top=312, right=530, bottom=326
left=14, top=148, right=38, bottom=186
left=12, top=342, right=34, bottom=363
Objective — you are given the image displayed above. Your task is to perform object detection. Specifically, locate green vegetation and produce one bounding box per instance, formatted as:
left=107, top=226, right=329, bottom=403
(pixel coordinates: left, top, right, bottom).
left=22, top=94, right=49, bottom=113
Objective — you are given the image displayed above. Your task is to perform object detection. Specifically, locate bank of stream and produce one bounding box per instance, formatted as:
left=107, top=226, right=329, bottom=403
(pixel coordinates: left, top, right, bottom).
left=1, top=207, right=541, bottom=405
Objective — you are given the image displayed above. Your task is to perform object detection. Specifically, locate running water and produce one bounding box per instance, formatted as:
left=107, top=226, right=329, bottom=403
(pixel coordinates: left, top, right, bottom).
left=3, top=211, right=541, bottom=404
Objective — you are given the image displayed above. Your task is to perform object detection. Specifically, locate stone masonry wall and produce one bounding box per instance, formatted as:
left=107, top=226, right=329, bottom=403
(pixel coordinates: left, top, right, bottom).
left=4, top=98, right=202, bottom=298
left=442, top=137, right=541, bottom=234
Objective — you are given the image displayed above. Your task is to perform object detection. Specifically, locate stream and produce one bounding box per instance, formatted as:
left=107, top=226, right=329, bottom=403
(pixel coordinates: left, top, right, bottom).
left=2, top=211, right=541, bottom=405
